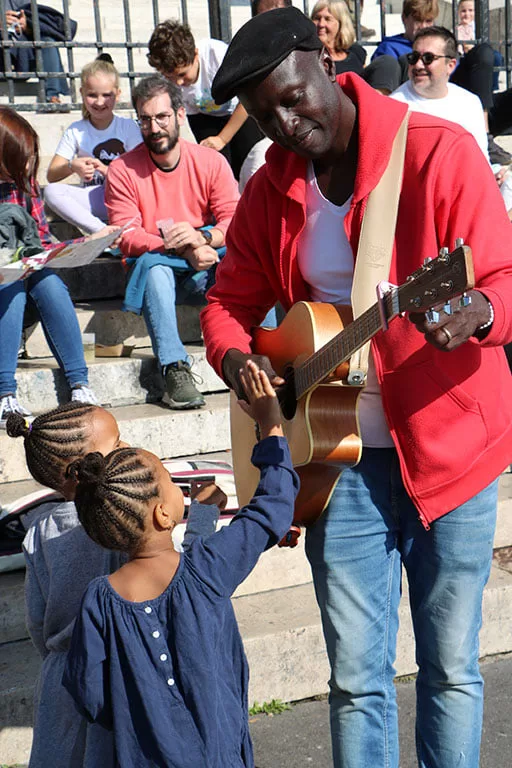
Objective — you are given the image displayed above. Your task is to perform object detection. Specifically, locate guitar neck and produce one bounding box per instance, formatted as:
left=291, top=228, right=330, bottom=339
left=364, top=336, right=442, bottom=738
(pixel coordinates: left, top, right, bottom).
left=294, top=292, right=394, bottom=400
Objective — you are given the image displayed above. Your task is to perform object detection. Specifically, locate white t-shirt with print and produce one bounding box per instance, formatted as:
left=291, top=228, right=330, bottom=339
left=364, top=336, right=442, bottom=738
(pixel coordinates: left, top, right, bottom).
left=54, top=114, right=142, bottom=185
left=180, top=38, right=237, bottom=117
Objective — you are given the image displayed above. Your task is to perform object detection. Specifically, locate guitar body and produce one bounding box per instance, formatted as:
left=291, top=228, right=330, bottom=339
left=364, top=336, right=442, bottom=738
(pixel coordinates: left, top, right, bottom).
left=230, top=302, right=363, bottom=526
left=230, top=246, right=474, bottom=529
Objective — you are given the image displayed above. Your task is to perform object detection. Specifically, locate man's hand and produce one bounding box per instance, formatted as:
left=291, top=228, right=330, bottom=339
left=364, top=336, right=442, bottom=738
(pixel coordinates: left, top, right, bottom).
left=200, top=135, right=227, bottom=152
left=222, top=349, right=284, bottom=400
left=162, top=221, right=207, bottom=252
left=5, top=10, right=27, bottom=34
left=409, top=289, right=492, bottom=350
left=184, top=244, right=219, bottom=271
left=69, top=157, right=98, bottom=183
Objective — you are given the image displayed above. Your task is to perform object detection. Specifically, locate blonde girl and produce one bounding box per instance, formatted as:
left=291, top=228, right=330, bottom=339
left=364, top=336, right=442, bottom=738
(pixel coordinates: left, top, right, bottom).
left=45, top=55, right=141, bottom=234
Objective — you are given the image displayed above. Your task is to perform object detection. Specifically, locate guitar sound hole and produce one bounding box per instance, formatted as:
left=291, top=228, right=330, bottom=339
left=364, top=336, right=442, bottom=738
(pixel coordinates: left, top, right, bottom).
left=278, top=367, right=297, bottom=421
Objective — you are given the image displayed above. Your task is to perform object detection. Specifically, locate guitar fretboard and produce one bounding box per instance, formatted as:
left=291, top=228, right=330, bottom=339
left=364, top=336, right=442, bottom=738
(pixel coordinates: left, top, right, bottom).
left=294, top=292, right=395, bottom=400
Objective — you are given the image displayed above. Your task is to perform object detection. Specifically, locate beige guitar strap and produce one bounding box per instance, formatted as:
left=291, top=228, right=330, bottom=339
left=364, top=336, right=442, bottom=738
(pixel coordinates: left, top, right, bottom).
left=348, top=113, right=409, bottom=385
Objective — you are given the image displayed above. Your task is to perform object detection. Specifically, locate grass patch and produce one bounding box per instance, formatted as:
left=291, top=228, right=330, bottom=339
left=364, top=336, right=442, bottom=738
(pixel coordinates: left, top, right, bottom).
left=249, top=698, right=292, bottom=716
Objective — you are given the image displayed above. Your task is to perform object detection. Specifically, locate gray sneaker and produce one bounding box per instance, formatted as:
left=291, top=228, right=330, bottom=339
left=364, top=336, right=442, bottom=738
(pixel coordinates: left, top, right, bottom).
left=162, top=361, right=205, bottom=410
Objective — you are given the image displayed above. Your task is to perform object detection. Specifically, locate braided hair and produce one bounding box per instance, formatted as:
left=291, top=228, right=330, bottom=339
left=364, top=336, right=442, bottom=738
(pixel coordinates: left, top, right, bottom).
left=6, top=402, right=98, bottom=491
left=68, top=448, right=159, bottom=552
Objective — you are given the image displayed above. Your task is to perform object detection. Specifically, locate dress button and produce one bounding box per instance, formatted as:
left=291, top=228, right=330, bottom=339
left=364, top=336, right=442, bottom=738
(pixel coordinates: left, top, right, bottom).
left=152, top=630, right=160, bottom=639
left=160, top=653, right=168, bottom=662
left=167, top=678, right=175, bottom=686
left=144, top=606, right=152, bottom=614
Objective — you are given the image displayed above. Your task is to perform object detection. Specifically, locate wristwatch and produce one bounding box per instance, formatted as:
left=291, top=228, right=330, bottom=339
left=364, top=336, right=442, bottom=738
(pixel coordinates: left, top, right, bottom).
left=201, top=229, right=213, bottom=246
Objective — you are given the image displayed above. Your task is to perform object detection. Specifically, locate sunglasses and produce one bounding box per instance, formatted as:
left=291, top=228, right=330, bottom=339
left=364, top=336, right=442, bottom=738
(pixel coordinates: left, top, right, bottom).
left=406, top=51, right=453, bottom=66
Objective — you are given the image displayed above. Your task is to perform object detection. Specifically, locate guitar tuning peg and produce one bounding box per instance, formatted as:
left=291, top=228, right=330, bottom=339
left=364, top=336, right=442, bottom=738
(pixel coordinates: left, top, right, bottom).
left=459, top=292, right=472, bottom=308
left=423, top=257, right=433, bottom=266
left=455, top=237, right=465, bottom=248
left=443, top=302, right=452, bottom=315
left=438, top=247, right=449, bottom=262
left=425, top=309, right=440, bottom=324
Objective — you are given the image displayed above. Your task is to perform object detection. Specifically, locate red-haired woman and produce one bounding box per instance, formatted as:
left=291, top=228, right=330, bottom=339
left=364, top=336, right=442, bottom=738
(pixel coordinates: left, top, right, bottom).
left=0, top=106, right=113, bottom=425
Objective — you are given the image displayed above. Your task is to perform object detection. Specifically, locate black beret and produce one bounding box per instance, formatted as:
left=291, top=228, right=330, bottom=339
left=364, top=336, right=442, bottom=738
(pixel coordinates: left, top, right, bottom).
left=212, top=6, right=323, bottom=104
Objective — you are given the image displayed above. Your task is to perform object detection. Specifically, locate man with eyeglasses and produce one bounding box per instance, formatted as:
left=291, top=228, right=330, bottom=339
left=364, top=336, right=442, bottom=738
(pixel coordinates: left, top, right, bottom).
left=105, top=74, right=239, bottom=410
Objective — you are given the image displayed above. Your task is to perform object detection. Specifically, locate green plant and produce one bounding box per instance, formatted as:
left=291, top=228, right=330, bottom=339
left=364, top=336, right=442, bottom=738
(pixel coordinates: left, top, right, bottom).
left=249, top=698, right=291, bottom=716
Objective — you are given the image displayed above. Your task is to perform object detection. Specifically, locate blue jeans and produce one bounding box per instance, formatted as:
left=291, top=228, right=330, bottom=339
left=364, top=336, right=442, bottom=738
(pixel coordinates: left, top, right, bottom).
left=142, top=263, right=211, bottom=367
left=41, top=39, right=69, bottom=99
left=305, top=448, right=498, bottom=768
left=0, top=268, right=88, bottom=396
left=142, top=263, right=278, bottom=368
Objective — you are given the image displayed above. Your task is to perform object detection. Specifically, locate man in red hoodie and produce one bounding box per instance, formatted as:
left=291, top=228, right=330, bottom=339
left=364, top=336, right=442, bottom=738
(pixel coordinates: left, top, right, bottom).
left=201, top=7, right=512, bottom=768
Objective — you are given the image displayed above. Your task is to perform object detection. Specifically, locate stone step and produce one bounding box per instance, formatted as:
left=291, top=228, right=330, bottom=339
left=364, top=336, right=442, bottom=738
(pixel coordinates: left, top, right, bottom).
left=15, top=345, right=223, bottom=412
left=23, top=298, right=204, bottom=358
left=2, top=473, right=512, bottom=646
left=0, top=392, right=230, bottom=484
left=0, top=526, right=312, bottom=646
left=24, top=296, right=202, bottom=359
left=2, top=556, right=512, bottom=766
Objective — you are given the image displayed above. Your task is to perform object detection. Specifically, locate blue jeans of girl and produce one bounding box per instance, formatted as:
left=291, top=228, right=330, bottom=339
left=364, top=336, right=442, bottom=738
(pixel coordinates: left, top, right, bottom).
left=305, top=447, right=498, bottom=768
left=0, top=268, right=88, bottom=396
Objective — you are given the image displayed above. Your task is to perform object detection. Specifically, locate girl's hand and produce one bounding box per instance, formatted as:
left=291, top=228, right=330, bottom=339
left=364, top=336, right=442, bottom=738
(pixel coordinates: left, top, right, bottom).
left=238, top=360, right=283, bottom=440
left=191, top=480, right=228, bottom=511
left=89, top=158, right=109, bottom=178
left=87, top=225, right=121, bottom=244
left=200, top=135, right=226, bottom=152
left=70, top=156, right=97, bottom=182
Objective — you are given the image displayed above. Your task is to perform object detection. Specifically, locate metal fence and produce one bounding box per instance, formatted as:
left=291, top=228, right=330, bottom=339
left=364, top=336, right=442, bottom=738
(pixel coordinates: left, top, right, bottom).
left=0, top=0, right=509, bottom=110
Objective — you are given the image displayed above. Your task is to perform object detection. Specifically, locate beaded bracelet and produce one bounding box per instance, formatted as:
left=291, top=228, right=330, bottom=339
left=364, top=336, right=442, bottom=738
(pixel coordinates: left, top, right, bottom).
left=477, top=301, right=494, bottom=331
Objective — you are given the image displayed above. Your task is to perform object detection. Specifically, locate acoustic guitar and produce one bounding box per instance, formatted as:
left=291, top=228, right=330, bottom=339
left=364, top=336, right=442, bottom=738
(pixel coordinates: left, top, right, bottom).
left=230, top=245, right=474, bottom=533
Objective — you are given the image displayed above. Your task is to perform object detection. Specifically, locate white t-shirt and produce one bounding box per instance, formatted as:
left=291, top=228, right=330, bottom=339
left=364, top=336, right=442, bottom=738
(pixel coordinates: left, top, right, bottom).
left=54, top=114, right=142, bottom=185
left=181, top=38, right=237, bottom=117
left=391, top=80, right=489, bottom=161
left=297, top=163, right=394, bottom=448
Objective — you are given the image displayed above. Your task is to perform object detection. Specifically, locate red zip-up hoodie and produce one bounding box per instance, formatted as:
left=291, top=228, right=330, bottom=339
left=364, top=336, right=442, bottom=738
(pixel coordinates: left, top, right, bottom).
left=201, top=73, right=512, bottom=526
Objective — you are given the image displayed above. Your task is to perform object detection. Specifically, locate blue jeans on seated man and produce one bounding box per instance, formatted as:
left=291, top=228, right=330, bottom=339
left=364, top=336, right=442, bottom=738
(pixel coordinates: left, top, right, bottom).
left=142, top=262, right=276, bottom=369
left=305, top=447, right=498, bottom=768
left=0, top=268, right=88, bottom=395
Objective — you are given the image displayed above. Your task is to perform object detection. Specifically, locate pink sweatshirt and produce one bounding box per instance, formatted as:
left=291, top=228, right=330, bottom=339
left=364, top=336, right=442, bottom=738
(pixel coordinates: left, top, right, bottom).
left=105, top=139, right=239, bottom=257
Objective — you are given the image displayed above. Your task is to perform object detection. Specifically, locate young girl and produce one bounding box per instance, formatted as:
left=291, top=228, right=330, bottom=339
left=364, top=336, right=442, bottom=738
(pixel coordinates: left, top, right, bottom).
left=8, top=402, right=227, bottom=767
left=7, top=402, right=127, bottom=767
left=0, top=107, right=113, bottom=425
left=45, top=55, right=142, bottom=234
left=63, top=361, right=298, bottom=767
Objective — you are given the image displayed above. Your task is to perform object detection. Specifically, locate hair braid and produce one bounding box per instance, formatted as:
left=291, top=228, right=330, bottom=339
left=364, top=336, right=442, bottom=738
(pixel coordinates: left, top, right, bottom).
left=6, top=402, right=97, bottom=491
left=73, top=448, right=160, bottom=552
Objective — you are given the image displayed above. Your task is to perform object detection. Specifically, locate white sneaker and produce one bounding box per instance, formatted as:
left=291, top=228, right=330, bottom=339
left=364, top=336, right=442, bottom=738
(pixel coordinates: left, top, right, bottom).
left=71, top=386, right=99, bottom=405
left=0, top=395, right=32, bottom=429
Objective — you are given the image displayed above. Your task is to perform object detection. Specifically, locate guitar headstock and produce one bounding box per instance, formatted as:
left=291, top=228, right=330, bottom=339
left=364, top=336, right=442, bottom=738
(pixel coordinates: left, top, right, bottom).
left=398, top=245, right=475, bottom=313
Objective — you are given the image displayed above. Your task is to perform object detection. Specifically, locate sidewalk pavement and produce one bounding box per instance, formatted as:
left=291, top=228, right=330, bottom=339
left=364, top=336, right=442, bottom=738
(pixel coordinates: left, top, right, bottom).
left=250, top=654, right=512, bottom=768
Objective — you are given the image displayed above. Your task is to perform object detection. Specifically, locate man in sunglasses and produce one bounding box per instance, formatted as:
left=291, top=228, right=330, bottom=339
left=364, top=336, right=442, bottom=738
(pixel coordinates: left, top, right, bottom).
left=202, top=7, right=512, bottom=767
left=392, top=26, right=488, bottom=158
left=392, top=27, right=512, bottom=217
left=105, top=74, right=239, bottom=410
left=373, top=0, right=512, bottom=165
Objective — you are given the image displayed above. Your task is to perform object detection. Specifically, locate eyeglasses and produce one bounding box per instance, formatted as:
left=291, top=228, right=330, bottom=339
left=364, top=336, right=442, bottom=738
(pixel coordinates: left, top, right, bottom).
left=406, top=51, right=453, bottom=66
left=136, top=113, right=173, bottom=131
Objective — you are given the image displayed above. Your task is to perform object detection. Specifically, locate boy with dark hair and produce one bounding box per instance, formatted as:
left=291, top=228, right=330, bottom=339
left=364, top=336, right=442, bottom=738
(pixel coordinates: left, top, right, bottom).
left=147, top=19, right=262, bottom=179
